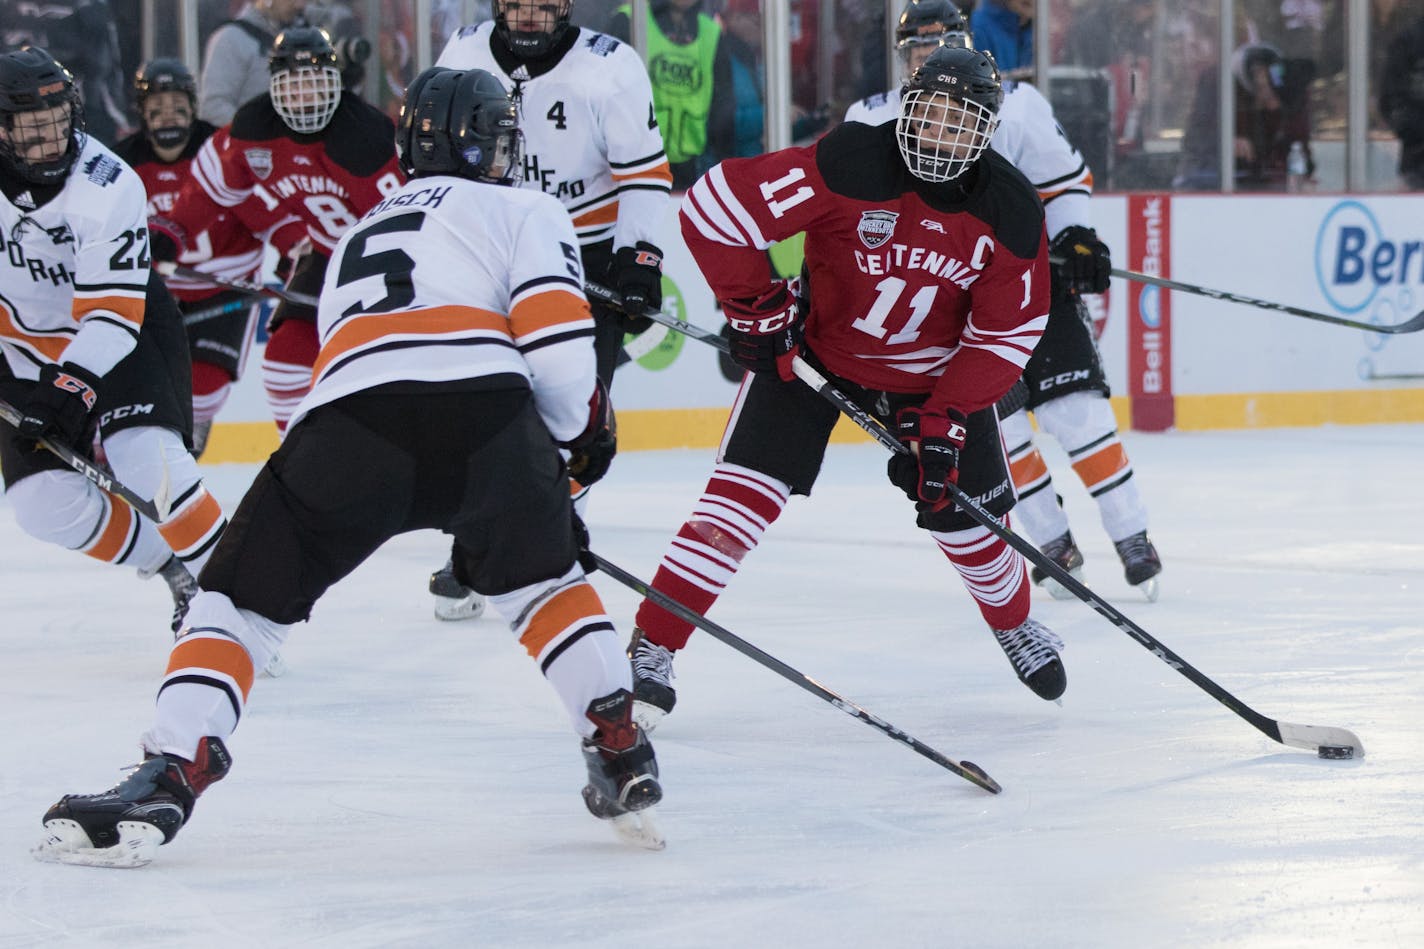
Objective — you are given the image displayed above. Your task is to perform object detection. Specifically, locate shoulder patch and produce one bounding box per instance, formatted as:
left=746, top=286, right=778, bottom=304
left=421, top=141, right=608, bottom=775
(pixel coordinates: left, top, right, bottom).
left=82, top=154, right=123, bottom=186
left=586, top=33, right=620, bottom=57
left=457, top=25, right=480, bottom=38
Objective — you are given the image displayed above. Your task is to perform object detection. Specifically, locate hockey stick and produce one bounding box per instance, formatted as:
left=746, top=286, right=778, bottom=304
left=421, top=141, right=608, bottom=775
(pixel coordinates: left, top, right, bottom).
left=182, top=294, right=263, bottom=328
left=1052, top=257, right=1424, bottom=335
left=0, top=397, right=169, bottom=521
left=155, top=262, right=319, bottom=309
left=606, top=282, right=1366, bottom=760
left=589, top=552, right=1002, bottom=794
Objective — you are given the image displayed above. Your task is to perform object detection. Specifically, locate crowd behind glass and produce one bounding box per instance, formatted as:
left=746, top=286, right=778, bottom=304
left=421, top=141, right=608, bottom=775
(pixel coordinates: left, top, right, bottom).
left=11, top=0, right=1423, bottom=193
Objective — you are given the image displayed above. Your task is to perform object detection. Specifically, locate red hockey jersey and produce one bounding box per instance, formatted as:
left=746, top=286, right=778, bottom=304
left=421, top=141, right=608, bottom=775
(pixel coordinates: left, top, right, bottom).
left=680, top=122, right=1050, bottom=417
left=114, top=121, right=264, bottom=303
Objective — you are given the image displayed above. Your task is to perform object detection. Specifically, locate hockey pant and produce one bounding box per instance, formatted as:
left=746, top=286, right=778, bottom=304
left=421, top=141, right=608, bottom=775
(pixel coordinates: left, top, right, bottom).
left=1001, top=390, right=1150, bottom=546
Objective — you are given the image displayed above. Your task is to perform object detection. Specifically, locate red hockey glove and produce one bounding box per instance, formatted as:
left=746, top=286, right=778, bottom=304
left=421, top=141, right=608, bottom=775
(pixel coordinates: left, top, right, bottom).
left=723, top=282, right=804, bottom=382
left=1050, top=225, right=1111, bottom=298
left=887, top=406, right=969, bottom=508
left=17, top=362, right=101, bottom=450
left=562, top=378, right=617, bottom=487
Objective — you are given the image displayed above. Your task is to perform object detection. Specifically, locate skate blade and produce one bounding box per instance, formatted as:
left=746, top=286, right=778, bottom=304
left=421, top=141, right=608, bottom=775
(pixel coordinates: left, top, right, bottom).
left=610, top=807, right=665, bottom=851
left=1039, top=567, right=1084, bottom=601
left=433, top=593, right=486, bottom=622
left=631, top=699, right=668, bottom=734
left=260, top=652, right=289, bottom=678
left=1135, top=577, right=1161, bottom=602
left=33, top=819, right=163, bottom=868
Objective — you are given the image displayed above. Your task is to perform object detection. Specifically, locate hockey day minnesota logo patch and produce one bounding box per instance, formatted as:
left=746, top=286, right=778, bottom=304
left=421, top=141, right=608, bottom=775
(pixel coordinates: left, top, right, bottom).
left=857, top=210, right=899, bottom=249
left=245, top=148, right=273, bottom=180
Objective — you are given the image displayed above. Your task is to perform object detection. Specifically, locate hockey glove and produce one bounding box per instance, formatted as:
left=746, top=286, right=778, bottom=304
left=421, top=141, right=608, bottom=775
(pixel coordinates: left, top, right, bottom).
left=609, top=241, right=664, bottom=333
left=1050, top=225, right=1112, bottom=297
left=563, top=378, right=617, bottom=488
left=887, top=406, right=968, bottom=509
left=723, top=282, right=804, bottom=383
left=571, top=511, right=598, bottom=575
left=17, top=362, right=101, bottom=450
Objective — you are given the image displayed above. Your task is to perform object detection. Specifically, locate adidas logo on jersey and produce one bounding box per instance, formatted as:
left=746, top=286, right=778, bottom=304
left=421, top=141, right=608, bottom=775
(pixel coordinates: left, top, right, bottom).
left=14, top=191, right=36, bottom=209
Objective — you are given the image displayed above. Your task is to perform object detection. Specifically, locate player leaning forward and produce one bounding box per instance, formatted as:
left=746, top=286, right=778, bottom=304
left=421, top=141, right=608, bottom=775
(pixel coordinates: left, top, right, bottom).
left=630, top=45, right=1067, bottom=730
left=0, top=48, right=227, bottom=633
left=34, top=67, right=663, bottom=868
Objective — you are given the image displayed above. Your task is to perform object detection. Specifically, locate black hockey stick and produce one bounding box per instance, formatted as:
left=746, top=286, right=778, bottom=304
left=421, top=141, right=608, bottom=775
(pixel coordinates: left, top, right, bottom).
left=1050, top=256, right=1424, bottom=334
left=589, top=552, right=1002, bottom=793
left=156, top=262, right=319, bottom=309
left=611, top=283, right=1366, bottom=759
left=0, top=397, right=169, bottom=521
left=182, top=294, right=263, bottom=328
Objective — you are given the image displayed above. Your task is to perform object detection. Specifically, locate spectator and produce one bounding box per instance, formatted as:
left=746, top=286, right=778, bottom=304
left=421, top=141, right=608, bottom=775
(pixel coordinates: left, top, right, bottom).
left=0, top=0, right=132, bottom=145
left=608, top=0, right=734, bottom=188
left=197, top=0, right=308, bottom=126
left=1175, top=42, right=1313, bottom=191
left=971, top=0, right=1033, bottom=74
left=719, top=0, right=764, bottom=157
left=1379, top=12, right=1424, bottom=189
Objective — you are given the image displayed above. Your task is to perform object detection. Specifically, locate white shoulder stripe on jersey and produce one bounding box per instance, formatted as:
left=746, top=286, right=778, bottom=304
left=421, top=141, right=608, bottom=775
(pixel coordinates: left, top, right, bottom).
left=706, top=163, right=772, bottom=250
left=193, top=143, right=249, bottom=208
left=682, top=178, right=747, bottom=248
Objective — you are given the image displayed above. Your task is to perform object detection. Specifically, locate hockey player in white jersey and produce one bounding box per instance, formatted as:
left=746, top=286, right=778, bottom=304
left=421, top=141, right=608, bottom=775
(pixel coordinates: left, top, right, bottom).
left=0, top=48, right=229, bottom=633
left=34, top=68, right=663, bottom=868
left=846, top=0, right=1164, bottom=600
left=428, top=0, right=673, bottom=621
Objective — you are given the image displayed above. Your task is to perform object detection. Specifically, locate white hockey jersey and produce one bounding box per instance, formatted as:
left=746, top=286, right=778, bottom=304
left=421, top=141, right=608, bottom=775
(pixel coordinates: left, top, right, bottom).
left=292, top=176, right=596, bottom=443
left=0, top=138, right=150, bottom=382
left=844, top=80, right=1093, bottom=238
left=436, top=23, right=671, bottom=249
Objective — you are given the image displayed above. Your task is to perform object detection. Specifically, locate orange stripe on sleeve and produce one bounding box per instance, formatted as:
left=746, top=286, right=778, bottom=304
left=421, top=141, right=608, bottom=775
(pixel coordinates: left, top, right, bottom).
left=612, top=161, right=673, bottom=184
left=166, top=636, right=255, bottom=700
left=74, top=294, right=146, bottom=329
left=158, top=489, right=224, bottom=554
left=1010, top=449, right=1050, bottom=489
left=1072, top=442, right=1129, bottom=488
left=509, top=289, right=592, bottom=341
left=83, top=494, right=134, bottom=563
left=0, top=307, right=71, bottom=362
left=518, top=583, right=606, bottom=660
left=571, top=203, right=620, bottom=229
left=312, top=304, right=510, bottom=381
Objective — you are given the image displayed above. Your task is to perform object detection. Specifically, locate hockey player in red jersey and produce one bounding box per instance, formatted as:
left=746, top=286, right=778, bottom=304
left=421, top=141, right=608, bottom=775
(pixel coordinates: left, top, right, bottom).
left=33, top=67, right=662, bottom=868
left=113, top=59, right=267, bottom=457
left=150, top=26, right=403, bottom=436
left=0, top=48, right=228, bottom=633
left=628, top=45, right=1066, bottom=730
left=429, top=0, right=673, bottom=620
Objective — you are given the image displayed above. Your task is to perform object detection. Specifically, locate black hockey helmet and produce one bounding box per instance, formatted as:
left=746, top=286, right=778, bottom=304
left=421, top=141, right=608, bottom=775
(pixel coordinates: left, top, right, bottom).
left=0, top=47, right=84, bottom=187
left=494, top=0, right=573, bottom=60
left=397, top=67, right=521, bottom=185
left=896, top=0, right=968, bottom=47
left=896, top=45, right=1002, bottom=183
left=134, top=58, right=197, bottom=150
left=269, top=26, right=343, bottom=133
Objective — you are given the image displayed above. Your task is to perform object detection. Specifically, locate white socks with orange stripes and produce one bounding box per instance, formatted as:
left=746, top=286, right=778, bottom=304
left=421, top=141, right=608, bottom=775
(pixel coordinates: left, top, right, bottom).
left=7, top=469, right=171, bottom=572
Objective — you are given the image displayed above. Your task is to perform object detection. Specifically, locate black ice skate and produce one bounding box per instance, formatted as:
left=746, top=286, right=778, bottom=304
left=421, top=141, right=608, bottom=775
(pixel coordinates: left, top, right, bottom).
left=581, top=689, right=664, bottom=849
left=156, top=555, right=199, bottom=636
left=33, top=736, right=231, bottom=868
left=1029, top=530, right=1085, bottom=601
left=429, top=557, right=486, bottom=621
left=628, top=627, right=676, bottom=732
left=1114, top=530, right=1162, bottom=602
left=992, top=618, right=1067, bottom=701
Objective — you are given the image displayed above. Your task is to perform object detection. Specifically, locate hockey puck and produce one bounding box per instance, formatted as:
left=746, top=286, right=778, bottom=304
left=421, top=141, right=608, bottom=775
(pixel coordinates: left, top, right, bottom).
left=1317, top=745, right=1354, bottom=759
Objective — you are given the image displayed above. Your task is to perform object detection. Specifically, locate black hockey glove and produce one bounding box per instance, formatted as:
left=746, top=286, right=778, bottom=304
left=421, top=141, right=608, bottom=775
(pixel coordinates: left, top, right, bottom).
left=17, top=362, right=101, bottom=450
left=723, top=281, right=804, bottom=382
left=146, top=216, right=185, bottom=265
left=571, top=511, right=598, bottom=575
left=886, top=405, right=969, bottom=510
left=563, top=378, right=617, bottom=488
left=609, top=241, right=664, bottom=332
left=1050, top=225, right=1112, bottom=298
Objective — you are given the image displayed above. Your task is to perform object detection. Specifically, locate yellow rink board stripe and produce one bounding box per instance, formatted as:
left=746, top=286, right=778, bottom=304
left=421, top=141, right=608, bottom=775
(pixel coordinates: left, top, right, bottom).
left=196, top=388, right=1424, bottom=465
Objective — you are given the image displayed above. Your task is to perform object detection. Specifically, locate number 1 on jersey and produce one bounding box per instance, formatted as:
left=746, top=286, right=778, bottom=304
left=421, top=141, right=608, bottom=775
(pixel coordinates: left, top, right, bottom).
left=851, top=276, right=938, bottom=345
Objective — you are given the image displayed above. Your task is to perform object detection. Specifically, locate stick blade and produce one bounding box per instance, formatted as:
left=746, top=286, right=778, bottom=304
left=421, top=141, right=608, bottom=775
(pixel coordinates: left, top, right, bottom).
left=1380, top=309, right=1424, bottom=334
left=1277, top=722, right=1365, bottom=759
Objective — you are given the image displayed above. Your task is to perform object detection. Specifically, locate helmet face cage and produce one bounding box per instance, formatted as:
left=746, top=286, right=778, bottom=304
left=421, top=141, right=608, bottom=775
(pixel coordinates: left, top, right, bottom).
left=135, top=59, right=197, bottom=149
left=896, top=88, right=999, bottom=183
left=271, top=66, right=343, bottom=133
left=0, top=49, right=85, bottom=186
left=494, top=0, right=573, bottom=59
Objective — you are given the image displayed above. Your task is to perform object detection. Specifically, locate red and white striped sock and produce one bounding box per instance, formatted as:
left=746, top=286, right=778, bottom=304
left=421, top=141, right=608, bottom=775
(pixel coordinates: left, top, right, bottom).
left=930, top=521, right=1030, bottom=631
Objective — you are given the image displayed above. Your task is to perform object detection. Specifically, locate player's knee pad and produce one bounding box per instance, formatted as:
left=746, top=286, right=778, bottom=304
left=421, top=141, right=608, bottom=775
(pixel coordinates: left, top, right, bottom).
left=182, top=590, right=290, bottom=673
left=487, top=562, right=586, bottom=631
left=1033, top=390, right=1118, bottom=450
left=998, top=407, right=1034, bottom=450
left=103, top=425, right=199, bottom=505
left=7, top=470, right=106, bottom=549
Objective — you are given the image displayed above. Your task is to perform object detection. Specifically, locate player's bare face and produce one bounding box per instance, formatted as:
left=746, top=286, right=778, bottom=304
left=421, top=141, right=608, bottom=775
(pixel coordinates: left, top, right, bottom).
left=0, top=105, right=71, bottom=163
left=142, top=92, right=192, bottom=133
